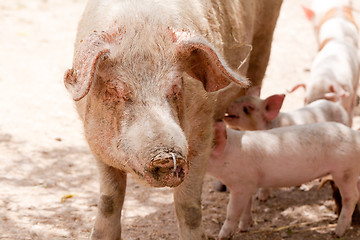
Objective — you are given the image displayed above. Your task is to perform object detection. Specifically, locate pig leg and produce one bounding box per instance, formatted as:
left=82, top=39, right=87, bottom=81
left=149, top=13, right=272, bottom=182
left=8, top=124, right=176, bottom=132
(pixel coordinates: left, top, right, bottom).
left=333, top=174, right=359, bottom=237
left=219, top=190, right=253, bottom=239
left=239, top=197, right=253, bottom=231
left=358, top=179, right=360, bottom=207
left=245, top=0, right=282, bottom=87
left=173, top=153, right=208, bottom=240
left=91, top=161, right=127, bottom=240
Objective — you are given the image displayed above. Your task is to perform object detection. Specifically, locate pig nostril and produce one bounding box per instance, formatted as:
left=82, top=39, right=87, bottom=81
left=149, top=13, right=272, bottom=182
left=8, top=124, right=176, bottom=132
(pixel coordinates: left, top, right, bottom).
left=146, top=150, right=188, bottom=184
left=144, top=150, right=188, bottom=187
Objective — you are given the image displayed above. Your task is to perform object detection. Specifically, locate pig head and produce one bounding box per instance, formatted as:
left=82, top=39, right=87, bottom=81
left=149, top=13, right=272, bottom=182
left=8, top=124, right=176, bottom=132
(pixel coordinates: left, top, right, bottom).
left=64, top=25, right=248, bottom=188
left=225, top=93, right=285, bottom=130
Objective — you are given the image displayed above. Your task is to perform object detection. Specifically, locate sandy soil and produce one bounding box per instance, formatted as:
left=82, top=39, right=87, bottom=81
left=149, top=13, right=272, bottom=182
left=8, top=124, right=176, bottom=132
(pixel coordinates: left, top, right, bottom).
left=1, top=0, right=360, bottom=239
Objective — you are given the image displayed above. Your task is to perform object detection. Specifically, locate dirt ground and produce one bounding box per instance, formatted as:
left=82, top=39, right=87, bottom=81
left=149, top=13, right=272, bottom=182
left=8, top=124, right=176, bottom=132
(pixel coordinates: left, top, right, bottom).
left=1, top=0, right=360, bottom=239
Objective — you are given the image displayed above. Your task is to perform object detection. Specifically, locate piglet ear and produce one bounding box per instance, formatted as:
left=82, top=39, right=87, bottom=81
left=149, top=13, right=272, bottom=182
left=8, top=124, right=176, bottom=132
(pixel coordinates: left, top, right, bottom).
left=263, top=94, right=285, bottom=121
left=173, top=30, right=249, bottom=92
left=324, top=85, right=349, bottom=102
left=324, top=92, right=340, bottom=102
left=211, top=121, right=227, bottom=157
left=64, top=28, right=124, bottom=101
left=302, top=6, right=315, bottom=20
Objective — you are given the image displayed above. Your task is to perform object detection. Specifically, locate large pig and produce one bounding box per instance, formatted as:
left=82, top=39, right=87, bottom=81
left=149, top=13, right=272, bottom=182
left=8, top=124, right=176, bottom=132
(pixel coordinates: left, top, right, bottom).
left=208, top=121, right=360, bottom=239
left=63, top=0, right=283, bottom=239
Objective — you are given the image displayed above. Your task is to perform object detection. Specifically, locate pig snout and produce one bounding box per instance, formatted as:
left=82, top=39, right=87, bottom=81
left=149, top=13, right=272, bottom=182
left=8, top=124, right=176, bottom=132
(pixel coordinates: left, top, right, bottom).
left=144, top=148, right=188, bottom=188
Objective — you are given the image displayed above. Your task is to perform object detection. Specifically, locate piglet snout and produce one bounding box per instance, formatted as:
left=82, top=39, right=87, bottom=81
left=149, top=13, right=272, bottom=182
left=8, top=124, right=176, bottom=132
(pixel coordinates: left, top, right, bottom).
left=145, top=149, right=188, bottom=187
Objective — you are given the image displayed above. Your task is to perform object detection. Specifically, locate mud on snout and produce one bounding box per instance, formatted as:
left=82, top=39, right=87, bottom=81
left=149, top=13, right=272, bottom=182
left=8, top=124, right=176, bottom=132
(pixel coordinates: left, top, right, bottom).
left=143, top=148, right=189, bottom=188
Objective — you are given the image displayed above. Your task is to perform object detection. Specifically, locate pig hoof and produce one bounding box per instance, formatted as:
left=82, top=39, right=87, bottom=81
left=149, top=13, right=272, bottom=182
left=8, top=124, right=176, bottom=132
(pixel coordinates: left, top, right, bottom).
left=334, top=224, right=348, bottom=238
left=256, top=188, right=271, bottom=202
left=217, top=235, right=232, bottom=240
left=218, top=227, right=235, bottom=240
left=239, top=221, right=252, bottom=232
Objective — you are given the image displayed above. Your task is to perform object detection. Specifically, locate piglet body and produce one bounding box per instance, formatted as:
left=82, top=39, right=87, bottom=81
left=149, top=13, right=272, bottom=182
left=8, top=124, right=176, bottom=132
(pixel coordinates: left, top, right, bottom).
left=293, top=1, right=360, bottom=122
left=225, top=95, right=349, bottom=131
left=208, top=122, right=360, bottom=239
left=305, top=40, right=359, bottom=116
left=272, top=99, right=350, bottom=128
left=225, top=95, right=349, bottom=200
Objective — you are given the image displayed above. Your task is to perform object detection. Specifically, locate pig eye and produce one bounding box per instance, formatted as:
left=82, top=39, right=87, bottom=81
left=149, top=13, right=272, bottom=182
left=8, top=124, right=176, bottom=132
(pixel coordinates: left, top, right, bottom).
left=173, top=83, right=182, bottom=97
left=105, top=83, right=132, bottom=103
left=168, top=77, right=183, bottom=99
left=243, top=106, right=249, bottom=115
left=121, top=94, right=132, bottom=103
left=243, top=105, right=254, bottom=115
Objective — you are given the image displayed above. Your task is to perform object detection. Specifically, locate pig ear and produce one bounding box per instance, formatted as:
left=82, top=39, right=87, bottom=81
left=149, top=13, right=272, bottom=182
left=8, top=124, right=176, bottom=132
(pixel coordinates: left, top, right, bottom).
left=302, top=6, right=315, bottom=20
left=173, top=30, right=249, bottom=92
left=263, top=94, right=285, bottom=121
left=324, top=92, right=340, bottom=102
left=211, top=121, right=227, bottom=157
left=64, top=48, right=110, bottom=101
left=64, top=28, right=124, bottom=101
left=324, top=85, right=349, bottom=101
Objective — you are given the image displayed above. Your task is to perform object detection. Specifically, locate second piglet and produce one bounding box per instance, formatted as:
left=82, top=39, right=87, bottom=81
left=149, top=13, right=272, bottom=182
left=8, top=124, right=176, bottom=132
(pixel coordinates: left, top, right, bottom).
left=208, top=121, right=360, bottom=239
left=224, top=93, right=350, bottom=131
left=223, top=93, right=349, bottom=200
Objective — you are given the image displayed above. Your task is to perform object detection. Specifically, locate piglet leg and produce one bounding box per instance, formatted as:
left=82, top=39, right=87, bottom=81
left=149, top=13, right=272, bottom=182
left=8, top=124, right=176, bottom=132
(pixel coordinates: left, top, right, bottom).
left=256, top=188, right=272, bottom=201
left=239, top=197, right=253, bottom=231
left=218, top=190, right=252, bottom=239
left=333, top=174, right=359, bottom=237
left=91, top=161, right=127, bottom=240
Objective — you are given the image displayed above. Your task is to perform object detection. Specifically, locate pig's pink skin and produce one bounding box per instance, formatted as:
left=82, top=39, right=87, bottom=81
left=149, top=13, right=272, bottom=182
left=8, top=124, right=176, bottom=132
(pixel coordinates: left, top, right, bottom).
left=64, top=0, right=283, bottom=239
left=305, top=0, right=358, bottom=48
left=224, top=95, right=350, bottom=201
left=225, top=96, right=349, bottom=131
left=294, top=1, right=360, bottom=125
left=304, top=40, right=359, bottom=126
left=208, top=122, right=360, bottom=239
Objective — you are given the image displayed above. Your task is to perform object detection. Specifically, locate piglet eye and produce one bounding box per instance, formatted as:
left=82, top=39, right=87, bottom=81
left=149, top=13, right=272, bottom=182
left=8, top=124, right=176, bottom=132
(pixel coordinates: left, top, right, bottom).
left=243, top=105, right=254, bottom=115
left=243, top=106, right=249, bottom=115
